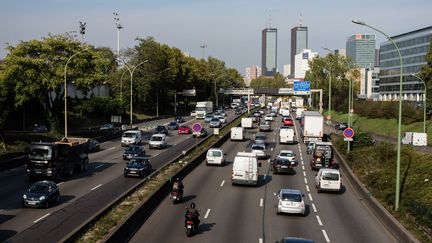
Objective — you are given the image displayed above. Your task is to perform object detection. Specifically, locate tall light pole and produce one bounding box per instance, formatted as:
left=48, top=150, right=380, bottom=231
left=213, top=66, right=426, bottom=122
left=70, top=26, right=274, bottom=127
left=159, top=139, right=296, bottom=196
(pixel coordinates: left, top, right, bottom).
left=64, top=48, right=88, bottom=138
left=155, top=67, right=171, bottom=117
left=113, top=12, right=123, bottom=68
left=120, top=70, right=127, bottom=102
left=79, top=21, right=86, bottom=43
left=200, top=44, right=207, bottom=60
left=322, top=47, right=338, bottom=124
left=353, top=19, right=404, bottom=211
left=123, top=60, right=148, bottom=127
left=411, top=73, right=427, bottom=133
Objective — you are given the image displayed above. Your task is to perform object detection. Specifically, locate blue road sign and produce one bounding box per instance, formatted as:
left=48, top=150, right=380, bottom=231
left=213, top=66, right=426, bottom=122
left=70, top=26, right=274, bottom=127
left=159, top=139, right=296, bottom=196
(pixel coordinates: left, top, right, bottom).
left=343, top=128, right=355, bottom=138
left=293, top=81, right=310, bottom=95
left=192, top=123, right=202, bottom=132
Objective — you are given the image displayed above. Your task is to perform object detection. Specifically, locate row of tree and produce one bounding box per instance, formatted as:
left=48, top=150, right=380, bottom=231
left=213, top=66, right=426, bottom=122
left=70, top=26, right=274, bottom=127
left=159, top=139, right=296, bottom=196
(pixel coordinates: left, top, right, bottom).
left=0, top=35, right=244, bottom=131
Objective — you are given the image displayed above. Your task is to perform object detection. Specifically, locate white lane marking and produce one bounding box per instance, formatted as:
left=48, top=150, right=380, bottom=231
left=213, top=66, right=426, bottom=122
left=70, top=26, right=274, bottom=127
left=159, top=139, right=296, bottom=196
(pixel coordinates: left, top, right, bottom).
left=57, top=182, right=64, bottom=185
left=91, top=184, right=102, bottom=191
left=303, top=171, right=306, bottom=177
left=322, top=229, right=331, bottom=242
left=260, top=198, right=263, bottom=207
left=306, top=185, right=310, bottom=192
left=301, top=160, right=304, bottom=165
left=220, top=180, right=225, bottom=187
left=312, top=203, right=317, bottom=213
left=308, top=193, right=313, bottom=201
left=95, top=164, right=104, bottom=169
left=267, top=159, right=271, bottom=163
left=304, top=178, right=308, bottom=184
left=270, top=147, right=273, bottom=151
left=204, top=209, right=211, bottom=219
left=302, top=165, right=305, bottom=170
left=316, top=215, right=323, bottom=226
left=259, top=238, right=263, bottom=243
left=300, top=152, right=303, bottom=157
left=107, top=147, right=116, bottom=151
left=34, top=213, right=50, bottom=223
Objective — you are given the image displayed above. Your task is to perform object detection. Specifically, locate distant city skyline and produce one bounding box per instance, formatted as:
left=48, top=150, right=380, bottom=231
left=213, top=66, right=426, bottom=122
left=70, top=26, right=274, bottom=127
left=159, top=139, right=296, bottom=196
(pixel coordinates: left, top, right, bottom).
left=0, top=0, right=431, bottom=74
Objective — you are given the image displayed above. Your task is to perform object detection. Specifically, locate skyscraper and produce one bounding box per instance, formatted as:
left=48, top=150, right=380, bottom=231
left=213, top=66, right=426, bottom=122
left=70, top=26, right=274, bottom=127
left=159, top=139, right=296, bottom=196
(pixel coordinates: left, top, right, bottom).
left=346, top=34, right=376, bottom=68
left=290, top=26, right=308, bottom=75
left=261, top=28, right=277, bottom=76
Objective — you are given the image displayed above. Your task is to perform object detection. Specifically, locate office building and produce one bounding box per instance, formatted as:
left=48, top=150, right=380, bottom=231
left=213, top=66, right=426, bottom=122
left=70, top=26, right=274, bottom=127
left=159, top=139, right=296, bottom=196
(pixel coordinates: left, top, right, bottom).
left=346, top=34, right=376, bottom=68
left=244, top=66, right=261, bottom=87
left=262, top=28, right=277, bottom=76
left=379, top=26, right=432, bottom=101
left=294, top=49, right=317, bottom=79
left=291, top=26, right=308, bottom=75
left=358, top=67, right=380, bottom=100
left=283, top=64, right=291, bottom=78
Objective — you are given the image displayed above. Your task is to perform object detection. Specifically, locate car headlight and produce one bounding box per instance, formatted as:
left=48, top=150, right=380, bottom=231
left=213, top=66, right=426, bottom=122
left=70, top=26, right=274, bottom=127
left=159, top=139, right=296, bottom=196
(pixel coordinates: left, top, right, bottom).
left=23, top=194, right=27, bottom=199
left=39, top=196, right=46, bottom=201
left=139, top=168, right=144, bottom=171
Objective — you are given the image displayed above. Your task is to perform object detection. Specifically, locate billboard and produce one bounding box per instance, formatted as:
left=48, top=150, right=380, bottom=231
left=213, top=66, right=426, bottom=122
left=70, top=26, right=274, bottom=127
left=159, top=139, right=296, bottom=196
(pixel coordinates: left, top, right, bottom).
left=293, top=80, right=310, bottom=95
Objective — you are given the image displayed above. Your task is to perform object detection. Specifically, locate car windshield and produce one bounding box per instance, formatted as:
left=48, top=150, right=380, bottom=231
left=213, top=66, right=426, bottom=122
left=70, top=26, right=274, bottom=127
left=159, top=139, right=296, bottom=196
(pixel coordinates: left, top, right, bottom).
left=129, top=159, right=147, bottom=165
left=281, top=193, right=302, bottom=202
left=252, top=145, right=264, bottom=150
left=180, top=126, right=189, bottom=129
left=169, top=122, right=176, bottom=126
left=211, top=118, right=219, bottom=122
left=156, top=126, right=165, bottom=130
left=322, top=172, right=339, bottom=181
left=279, top=152, right=293, bottom=157
left=151, top=136, right=163, bottom=141
left=256, top=136, right=265, bottom=140
left=123, top=132, right=136, bottom=138
left=126, top=147, right=140, bottom=152
left=206, top=115, right=212, bottom=118
left=29, top=184, right=49, bottom=193
left=29, top=147, right=52, bottom=159
left=208, top=150, right=222, bottom=157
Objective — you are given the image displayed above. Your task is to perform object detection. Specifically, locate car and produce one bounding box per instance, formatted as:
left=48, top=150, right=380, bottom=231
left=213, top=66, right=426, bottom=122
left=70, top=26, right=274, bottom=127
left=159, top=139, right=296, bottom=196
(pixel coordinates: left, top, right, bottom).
left=315, top=168, right=342, bottom=193
left=213, top=112, right=221, bottom=119
left=220, top=111, right=226, bottom=117
left=271, top=158, right=296, bottom=174
left=206, top=148, right=225, bottom=166
left=123, top=145, right=146, bottom=160
left=292, top=107, right=297, bottom=112
left=253, top=112, right=261, bottom=118
left=204, top=114, right=213, bottom=123
left=167, top=121, right=179, bottom=130
left=175, top=116, right=185, bottom=123
left=33, top=124, right=48, bottom=133
left=210, top=118, right=222, bottom=128
left=99, top=124, right=114, bottom=131
left=270, top=112, right=277, bottom=117
left=22, top=180, right=60, bottom=208
left=190, top=110, right=197, bottom=116
left=249, top=116, right=257, bottom=122
left=259, top=110, right=265, bottom=115
left=219, top=116, right=226, bottom=123
left=124, top=157, right=152, bottom=178
left=193, top=128, right=208, bottom=138
left=251, top=143, right=266, bottom=159
left=149, top=134, right=167, bottom=149
left=88, top=139, right=100, bottom=153
left=235, top=108, right=242, bottom=115
left=275, top=188, right=305, bottom=215
left=277, top=237, right=314, bottom=243
left=283, top=117, right=294, bottom=126
left=277, top=150, right=297, bottom=163
left=259, top=121, right=271, bottom=132
left=254, top=132, right=266, bottom=145
left=178, top=125, right=192, bottom=134
left=306, top=141, right=316, bottom=155
left=154, top=125, right=168, bottom=135
left=334, top=122, right=348, bottom=131
left=264, top=114, right=273, bottom=121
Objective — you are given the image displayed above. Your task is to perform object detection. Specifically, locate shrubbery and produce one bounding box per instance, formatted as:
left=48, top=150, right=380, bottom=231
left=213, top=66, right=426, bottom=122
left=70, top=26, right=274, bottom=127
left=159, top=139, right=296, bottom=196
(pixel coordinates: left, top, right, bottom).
left=353, top=100, right=423, bottom=124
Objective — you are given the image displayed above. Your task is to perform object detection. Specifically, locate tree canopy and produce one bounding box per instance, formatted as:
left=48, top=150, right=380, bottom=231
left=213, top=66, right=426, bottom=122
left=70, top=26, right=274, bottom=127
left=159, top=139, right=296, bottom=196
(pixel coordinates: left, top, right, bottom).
left=250, top=73, right=286, bottom=88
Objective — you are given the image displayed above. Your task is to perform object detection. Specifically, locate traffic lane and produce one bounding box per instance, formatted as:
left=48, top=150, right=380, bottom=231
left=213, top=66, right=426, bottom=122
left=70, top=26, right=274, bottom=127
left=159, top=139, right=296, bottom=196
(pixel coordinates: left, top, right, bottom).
left=130, top=123, right=265, bottom=243
left=292, top=115, right=395, bottom=242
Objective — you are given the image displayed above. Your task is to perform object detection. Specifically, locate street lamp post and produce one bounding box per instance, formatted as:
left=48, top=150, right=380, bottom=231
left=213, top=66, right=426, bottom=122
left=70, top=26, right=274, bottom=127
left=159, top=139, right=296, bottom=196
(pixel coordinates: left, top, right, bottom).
left=120, top=70, right=127, bottom=102
left=123, top=60, right=148, bottom=127
left=113, top=12, right=123, bottom=68
left=411, top=73, right=427, bottom=133
left=64, top=48, right=88, bottom=138
left=353, top=19, right=404, bottom=211
left=322, top=47, right=339, bottom=124
left=155, top=67, right=171, bottom=117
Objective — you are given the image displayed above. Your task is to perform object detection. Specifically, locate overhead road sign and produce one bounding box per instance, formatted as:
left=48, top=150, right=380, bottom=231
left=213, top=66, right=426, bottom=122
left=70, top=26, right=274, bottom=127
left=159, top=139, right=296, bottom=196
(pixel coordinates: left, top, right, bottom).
left=293, top=81, right=311, bottom=95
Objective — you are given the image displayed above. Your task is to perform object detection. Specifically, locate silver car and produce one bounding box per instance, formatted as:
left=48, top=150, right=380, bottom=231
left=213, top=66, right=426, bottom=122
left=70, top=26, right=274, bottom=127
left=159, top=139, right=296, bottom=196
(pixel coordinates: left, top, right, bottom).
left=275, top=188, right=305, bottom=215
left=251, top=143, right=266, bottom=159
left=210, top=118, right=222, bottom=128
left=254, top=132, right=266, bottom=145
left=259, top=121, right=271, bottom=132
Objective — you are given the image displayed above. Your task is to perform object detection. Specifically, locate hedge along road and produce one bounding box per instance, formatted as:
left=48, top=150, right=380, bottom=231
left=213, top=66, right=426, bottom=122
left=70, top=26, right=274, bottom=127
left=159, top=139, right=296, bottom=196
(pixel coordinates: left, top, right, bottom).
left=129, top=112, right=395, bottom=243
left=0, top=110, right=237, bottom=243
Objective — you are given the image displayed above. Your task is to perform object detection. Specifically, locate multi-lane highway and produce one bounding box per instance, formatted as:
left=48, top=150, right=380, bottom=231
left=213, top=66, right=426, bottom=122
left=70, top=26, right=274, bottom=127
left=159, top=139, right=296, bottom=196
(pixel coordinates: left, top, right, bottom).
left=129, top=112, right=396, bottom=243
left=0, top=111, right=237, bottom=242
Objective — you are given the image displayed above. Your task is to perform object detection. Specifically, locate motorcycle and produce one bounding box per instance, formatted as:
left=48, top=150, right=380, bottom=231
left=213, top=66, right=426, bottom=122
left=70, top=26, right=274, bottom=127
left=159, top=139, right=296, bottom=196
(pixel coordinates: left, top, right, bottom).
left=185, top=209, right=200, bottom=237
left=171, top=190, right=182, bottom=204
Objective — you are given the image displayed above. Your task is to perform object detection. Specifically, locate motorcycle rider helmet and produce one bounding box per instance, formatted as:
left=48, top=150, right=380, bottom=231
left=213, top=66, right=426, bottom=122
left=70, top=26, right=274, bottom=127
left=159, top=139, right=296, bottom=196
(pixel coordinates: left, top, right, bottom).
left=190, top=202, right=196, bottom=209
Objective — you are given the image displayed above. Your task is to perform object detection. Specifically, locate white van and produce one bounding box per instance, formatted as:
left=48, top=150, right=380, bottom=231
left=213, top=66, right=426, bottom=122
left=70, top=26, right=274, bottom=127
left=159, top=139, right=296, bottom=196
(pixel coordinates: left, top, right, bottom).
left=149, top=134, right=167, bottom=149
left=279, top=128, right=295, bottom=144
left=401, top=132, right=427, bottom=146
left=232, top=152, right=261, bottom=186
left=231, top=127, right=244, bottom=141
left=295, top=108, right=305, bottom=120
left=206, top=148, right=225, bottom=166
left=315, top=168, right=342, bottom=193
left=121, top=130, right=143, bottom=147
left=241, top=117, right=253, bottom=129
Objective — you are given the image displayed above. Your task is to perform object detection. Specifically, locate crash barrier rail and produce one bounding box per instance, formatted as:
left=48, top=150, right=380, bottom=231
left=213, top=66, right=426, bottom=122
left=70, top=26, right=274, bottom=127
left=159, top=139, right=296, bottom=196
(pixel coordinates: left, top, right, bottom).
left=333, top=142, right=420, bottom=243
left=408, top=200, right=432, bottom=237
left=62, top=109, right=256, bottom=242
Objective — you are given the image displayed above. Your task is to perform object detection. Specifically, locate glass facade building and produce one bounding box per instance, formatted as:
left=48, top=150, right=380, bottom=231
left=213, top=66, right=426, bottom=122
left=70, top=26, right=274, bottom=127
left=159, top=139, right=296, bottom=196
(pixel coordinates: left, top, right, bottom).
left=379, top=26, right=432, bottom=101
left=346, top=34, right=376, bottom=68
left=261, top=28, right=277, bottom=76
left=291, top=26, right=308, bottom=75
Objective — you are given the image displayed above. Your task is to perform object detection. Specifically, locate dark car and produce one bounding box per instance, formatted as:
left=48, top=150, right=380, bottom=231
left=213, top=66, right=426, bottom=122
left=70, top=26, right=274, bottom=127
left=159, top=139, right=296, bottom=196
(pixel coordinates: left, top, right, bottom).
left=271, top=158, right=295, bottom=174
left=124, top=157, right=152, bottom=178
left=88, top=139, right=100, bottom=153
left=22, top=180, right=60, bottom=208
left=155, top=125, right=168, bottom=135
left=175, top=116, right=185, bottom=123
left=277, top=237, right=314, bottom=243
left=193, top=128, right=208, bottom=138
left=33, top=124, right=48, bottom=133
left=167, top=121, right=179, bottom=130
left=335, top=122, right=348, bottom=131
left=123, top=145, right=146, bottom=160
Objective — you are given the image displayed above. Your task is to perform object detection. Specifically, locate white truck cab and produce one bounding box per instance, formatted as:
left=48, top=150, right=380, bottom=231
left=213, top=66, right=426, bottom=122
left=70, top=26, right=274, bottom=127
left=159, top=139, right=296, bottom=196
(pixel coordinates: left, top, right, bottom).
left=121, top=130, right=143, bottom=147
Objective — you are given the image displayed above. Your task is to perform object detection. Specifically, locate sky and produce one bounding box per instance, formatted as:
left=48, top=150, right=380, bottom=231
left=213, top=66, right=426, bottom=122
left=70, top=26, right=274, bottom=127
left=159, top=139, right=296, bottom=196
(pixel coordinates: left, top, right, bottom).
left=0, top=0, right=431, bottom=75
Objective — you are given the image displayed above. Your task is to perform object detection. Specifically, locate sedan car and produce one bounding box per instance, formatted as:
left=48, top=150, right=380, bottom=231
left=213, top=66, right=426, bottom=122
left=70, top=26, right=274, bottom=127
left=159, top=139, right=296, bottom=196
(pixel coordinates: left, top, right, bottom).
left=154, top=125, right=168, bottom=135
left=259, top=121, right=271, bottom=132
left=272, top=158, right=295, bottom=174
left=178, top=125, right=191, bottom=134
left=275, top=188, right=305, bottom=215
left=123, top=145, right=146, bottom=160
left=175, top=116, right=185, bottom=123
left=283, top=118, right=294, bottom=126
left=251, top=143, right=266, bottom=159
left=88, top=139, right=100, bottom=153
left=210, top=118, right=222, bottom=128
left=254, top=132, right=266, bottom=145
left=219, top=116, right=226, bottom=124
left=264, top=114, right=273, bottom=121
left=124, top=157, right=152, bottom=178
left=22, top=180, right=60, bottom=208
left=99, top=123, right=114, bottom=131
left=204, top=114, right=213, bottom=123
left=277, top=237, right=314, bottom=243
left=277, top=150, right=297, bottom=163
left=167, top=121, right=179, bottom=130
left=193, top=128, right=208, bottom=138
left=190, top=110, right=196, bottom=116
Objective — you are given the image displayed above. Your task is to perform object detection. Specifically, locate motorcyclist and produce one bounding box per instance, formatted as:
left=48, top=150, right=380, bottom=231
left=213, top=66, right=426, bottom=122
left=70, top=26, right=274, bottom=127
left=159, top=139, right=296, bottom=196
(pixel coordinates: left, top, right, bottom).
left=185, top=202, right=200, bottom=228
left=172, top=178, right=184, bottom=197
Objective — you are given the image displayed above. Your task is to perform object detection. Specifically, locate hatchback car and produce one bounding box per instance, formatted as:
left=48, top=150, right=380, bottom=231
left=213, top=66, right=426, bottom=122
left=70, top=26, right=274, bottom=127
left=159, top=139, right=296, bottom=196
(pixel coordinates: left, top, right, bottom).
left=283, top=118, right=294, bottom=126
left=264, top=114, right=273, bottom=121
left=190, top=110, right=196, bottom=116
left=275, top=188, right=305, bottom=215
left=178, top=125, right=191, bottom=134
left=22, top=180, right=60, bottom=208
left=155, top=125, right=168, bottom=135
left=175, top=116, right=185, bottom=123
left=88, top=139, right=100, bottom=153
left=149, top=134, right=167, bottom=149
left=254, top=132, right=266, bottom=145
left=259, top=121, right=271, bottom=132
left=277, top=150, right=297, bottom=163
left=204, top=114, right=213, bottom=123
left=306, top=141, right=316, bottom=155
left=193, top=128, right=208, bottom=138
left=206, top=148, right=225, bottom=166
left=272, top=158, right=295, bottom=174
left=251, top=143, right=266, bottom=159
left=123, top=145, right=146, bottom=160
left=124, top=157, right=152, bottom=178
left=167, top=121, right=179, bottom=130
left=210, top=118, right=222, bottom=128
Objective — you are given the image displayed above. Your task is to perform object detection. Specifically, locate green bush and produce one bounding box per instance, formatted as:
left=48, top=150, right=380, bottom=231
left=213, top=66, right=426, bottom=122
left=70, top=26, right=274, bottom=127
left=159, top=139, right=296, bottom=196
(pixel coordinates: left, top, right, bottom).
left=353, top=100, right=422, bottom=124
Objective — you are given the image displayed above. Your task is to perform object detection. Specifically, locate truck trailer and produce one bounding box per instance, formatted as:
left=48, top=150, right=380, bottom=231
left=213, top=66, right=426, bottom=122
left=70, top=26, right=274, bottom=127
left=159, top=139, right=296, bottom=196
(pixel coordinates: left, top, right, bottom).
left=300, top=111, right=324, bottom=143
left=196, top=101, right=213, bottom=119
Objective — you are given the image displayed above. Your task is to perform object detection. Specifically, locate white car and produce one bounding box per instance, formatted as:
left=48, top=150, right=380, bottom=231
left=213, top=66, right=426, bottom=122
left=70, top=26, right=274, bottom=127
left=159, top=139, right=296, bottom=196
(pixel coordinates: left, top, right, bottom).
left=100, top=124, right=114, bottom=130
left=315, top=168, right=342, bottom=193
left=275, top=189, right=305, bottom=215
left=264, top=114, right=273, bottom=121
left=251, top=143, right=266, bottom=159
left=149, top=134, right=167, bottom=149
left=190, top=110, right=196, bottom=116
left=219, top=116, right=226, bottom=123
left=277, top=150, right=297, bottom=163
left=206, top=148, right=225, bottom=166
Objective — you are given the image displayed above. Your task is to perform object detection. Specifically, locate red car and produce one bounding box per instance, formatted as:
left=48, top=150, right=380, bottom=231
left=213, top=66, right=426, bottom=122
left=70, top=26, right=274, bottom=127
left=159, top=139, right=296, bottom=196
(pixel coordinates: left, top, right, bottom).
left=283, top=118, right=294, bottom=126
left=178, top=125, right=191, bottom=134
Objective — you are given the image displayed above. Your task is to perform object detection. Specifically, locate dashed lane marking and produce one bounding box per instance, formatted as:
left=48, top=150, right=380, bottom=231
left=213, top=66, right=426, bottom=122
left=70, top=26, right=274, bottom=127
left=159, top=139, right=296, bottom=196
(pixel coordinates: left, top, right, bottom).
left=91, top=184, right=102, bottom=191
left=302, top=165, right=305, bottom=170
left=308, top=193, right=313, bottom=201
left=204, top=209, right=211, bottom=219
left=304, top=178, right=308, bottom=184
left=220, top=180, right=225, bottom=187
left=57, top=182, right=64, bottom=185
left=303, top=171, right=306, bottom=177
left=270, top=147, right=274, bottom=151
left=322, top=229, right=331, bottom=242
left=312, top=203, right=317, bottom=213
left=316, top=215, right=323, bottom=226
left=306, top=185, right=310, bottom=192
left=259, top=238, right=263, bottom=243
left=95, top=164, right=104, bottom=169
left=34, top=213, right=50, bottom=223
left=260, top=198, right=263, bottom=207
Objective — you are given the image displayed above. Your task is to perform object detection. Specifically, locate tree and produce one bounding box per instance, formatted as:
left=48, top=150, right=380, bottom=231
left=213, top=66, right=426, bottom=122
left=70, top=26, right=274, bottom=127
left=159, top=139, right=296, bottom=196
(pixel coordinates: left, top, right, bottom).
left=250, top=73, right=286, bottom=88
left=419, top=40, right=432, bottom=114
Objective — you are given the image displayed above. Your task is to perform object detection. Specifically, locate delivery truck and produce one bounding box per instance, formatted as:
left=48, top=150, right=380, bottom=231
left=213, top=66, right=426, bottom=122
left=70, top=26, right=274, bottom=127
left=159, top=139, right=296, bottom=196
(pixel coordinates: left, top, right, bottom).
left=196, top=101, right=213, bottom=119
left=300, top=111, right=324, bottom=143
left=401, top=132, right=427, bottom=146
left=241, top=117, right=253, bottom=129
